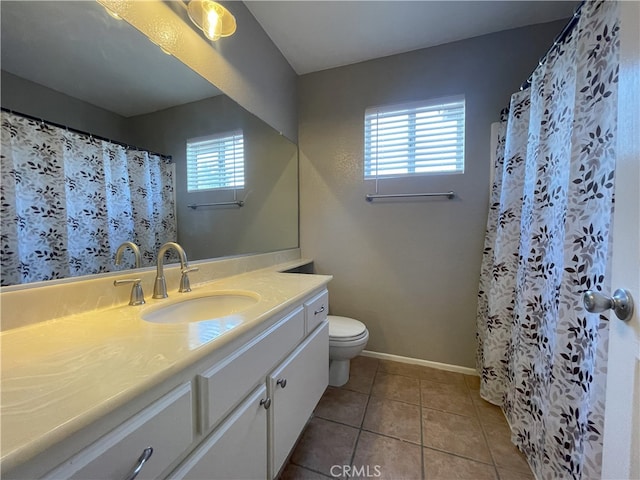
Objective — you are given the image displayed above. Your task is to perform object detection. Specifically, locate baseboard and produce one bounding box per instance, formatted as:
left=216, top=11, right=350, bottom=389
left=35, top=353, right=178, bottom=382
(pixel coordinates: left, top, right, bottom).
left=361, top=350, right=478, bottom=376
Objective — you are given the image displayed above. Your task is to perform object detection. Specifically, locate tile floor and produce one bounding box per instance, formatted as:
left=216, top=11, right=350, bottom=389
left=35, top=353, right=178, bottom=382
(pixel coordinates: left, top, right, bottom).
left=279, top=356, right=534, bottom=480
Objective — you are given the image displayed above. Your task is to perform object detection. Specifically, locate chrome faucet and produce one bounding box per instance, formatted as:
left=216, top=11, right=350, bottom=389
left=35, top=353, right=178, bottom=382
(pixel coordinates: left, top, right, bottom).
left=153, top=242, right=199, bottom=299
left=115, top=241, right=141, bottom=268
left=114, top=242, right=145, bottom=306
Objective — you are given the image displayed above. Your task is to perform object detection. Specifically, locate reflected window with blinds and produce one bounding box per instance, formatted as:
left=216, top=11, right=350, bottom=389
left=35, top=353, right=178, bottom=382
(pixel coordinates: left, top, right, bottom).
left=364, top=96, right=465, bottom=179
left=187, top=130, right=245, bottom=192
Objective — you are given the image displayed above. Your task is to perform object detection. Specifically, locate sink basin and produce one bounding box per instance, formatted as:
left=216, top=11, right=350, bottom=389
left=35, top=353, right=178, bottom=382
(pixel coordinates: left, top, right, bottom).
left=142, top=291, right=260, bottom=324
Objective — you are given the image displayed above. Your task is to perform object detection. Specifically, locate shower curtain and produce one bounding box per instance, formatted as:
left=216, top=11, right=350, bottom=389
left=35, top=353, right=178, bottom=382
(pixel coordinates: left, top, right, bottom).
left=1, top=112, right=177, bottom=285
left=476, top=1, right=619, bottom=479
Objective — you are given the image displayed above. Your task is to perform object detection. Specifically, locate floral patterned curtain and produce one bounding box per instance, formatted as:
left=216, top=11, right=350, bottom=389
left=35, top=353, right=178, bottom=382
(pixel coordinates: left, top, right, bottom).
left=476, top=1, right=619, bottom=479
left=1, top=111, right=176, bottom=285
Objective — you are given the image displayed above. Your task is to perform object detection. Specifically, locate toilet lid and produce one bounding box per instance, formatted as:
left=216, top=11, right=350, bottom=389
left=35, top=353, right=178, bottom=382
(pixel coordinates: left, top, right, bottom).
left=328, top=315, right=367, bottom=339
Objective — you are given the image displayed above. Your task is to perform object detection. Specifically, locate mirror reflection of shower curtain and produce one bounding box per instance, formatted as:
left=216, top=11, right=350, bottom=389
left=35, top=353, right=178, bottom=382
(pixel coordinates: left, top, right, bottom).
left=0, top=111, right=177, bottom=285
left=476, top=1, right=619, bottom=479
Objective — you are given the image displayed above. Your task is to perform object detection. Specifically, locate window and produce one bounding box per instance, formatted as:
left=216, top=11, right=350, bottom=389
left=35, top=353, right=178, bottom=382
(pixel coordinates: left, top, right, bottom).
left=186, top=130, right=244, bottom=192
left=364, top=96, right=465, bottom=178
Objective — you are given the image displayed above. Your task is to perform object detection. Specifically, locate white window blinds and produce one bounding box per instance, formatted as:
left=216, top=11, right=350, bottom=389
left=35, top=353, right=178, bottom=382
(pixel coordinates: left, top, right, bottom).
left=187, top=130, right=244, bottom=192
left=364, top=97, right=465, bottom=178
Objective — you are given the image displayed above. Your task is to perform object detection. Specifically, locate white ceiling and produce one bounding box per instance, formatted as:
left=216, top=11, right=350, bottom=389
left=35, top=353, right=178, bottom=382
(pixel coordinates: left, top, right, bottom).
left=244, top=1, right=577, bottom=75
left=0, top=1, right=576, bottom=117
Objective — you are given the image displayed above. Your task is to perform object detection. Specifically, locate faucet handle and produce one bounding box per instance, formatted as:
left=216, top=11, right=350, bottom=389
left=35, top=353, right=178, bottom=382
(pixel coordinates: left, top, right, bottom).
left=114, top=278, right=146, bottom=306
left=179, top=267, right=199, bottom=293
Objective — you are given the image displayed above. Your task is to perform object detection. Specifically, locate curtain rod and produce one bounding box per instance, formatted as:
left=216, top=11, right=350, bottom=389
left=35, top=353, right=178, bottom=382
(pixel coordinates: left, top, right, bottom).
left=0, top=107, right=172, bottom=161
left=520, top=0, right=585, bottom=91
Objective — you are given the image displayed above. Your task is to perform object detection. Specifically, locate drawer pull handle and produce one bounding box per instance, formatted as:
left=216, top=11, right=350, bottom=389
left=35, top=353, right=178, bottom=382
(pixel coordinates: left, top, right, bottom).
left=277, top=378, right=287, bottom=389
left=260, top=397, right=272, bottom=409
left=125, top=446, right=153, bottom=480
left=314, top=305, right=326, bottom=315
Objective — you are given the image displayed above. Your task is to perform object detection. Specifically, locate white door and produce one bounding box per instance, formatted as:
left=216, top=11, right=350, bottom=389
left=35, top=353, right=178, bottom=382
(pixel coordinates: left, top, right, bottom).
left=600, top=2, right=640, bottom=479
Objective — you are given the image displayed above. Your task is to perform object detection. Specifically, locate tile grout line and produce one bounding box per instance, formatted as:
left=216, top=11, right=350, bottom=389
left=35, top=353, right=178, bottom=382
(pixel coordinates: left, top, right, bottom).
left=467, top=380, right=508, bottom=480
left=345, top=410, right=363, bottom=478
left=469, top=378, right=535, bottom=478
left=288, top=459, right=333, bottom=479
left=421, top=445, right=497, bottom=467
left=316, top=415, right=446, bottom=452
left=345, top=361, right=379, bottom=479
left=362, top=361, right=425, bottom=479
left=469, top=382, right=502, bottom=480
left=377, top=362, right=469, bottom=384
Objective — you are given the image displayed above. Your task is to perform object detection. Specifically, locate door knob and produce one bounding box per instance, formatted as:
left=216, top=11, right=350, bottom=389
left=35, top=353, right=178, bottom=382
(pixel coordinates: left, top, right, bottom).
left=583, top=289, right=634, bottom=322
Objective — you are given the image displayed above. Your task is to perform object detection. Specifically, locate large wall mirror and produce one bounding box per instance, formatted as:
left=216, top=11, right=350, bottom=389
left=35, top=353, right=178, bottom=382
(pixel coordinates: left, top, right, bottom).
left=0, top=1, right=299, bottom=287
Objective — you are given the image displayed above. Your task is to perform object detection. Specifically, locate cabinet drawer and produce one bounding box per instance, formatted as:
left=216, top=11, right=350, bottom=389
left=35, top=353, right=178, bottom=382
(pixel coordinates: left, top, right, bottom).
left=304, top=290, right=328, bottom=334
left=197, top=307, right=304, bottom=432
left=269, top=321, right=329, bottom=478
left=170, top=385, right=268, bottom=480
left=44, top=383, right=193, bottom=480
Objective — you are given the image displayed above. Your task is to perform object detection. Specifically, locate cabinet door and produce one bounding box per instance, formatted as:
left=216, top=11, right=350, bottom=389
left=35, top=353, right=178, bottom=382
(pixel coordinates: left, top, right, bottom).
left=170, top=385, right=268, bottom=480
left=268, top=322, right=329, bottom=478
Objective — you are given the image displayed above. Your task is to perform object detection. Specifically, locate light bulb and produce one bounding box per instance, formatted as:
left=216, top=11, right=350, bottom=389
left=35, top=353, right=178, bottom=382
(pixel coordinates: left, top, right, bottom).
left=203, top=3, right=222, bottom=41
left=187, top=1, right=236, bottom=42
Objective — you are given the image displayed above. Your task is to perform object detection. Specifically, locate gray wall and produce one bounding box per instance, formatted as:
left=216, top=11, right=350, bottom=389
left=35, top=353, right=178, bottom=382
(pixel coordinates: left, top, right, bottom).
left=1, top=71, right=128, bottom=141
left=298, top=20, right=566, bottom=368
left=208, top=2, right=298, bottom=142
left=128, top=96, right=298, bottom=260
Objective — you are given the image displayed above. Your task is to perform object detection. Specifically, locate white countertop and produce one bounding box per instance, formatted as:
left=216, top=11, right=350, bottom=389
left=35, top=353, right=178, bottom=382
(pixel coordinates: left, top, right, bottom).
left=0, top=267, right=331, bottom=473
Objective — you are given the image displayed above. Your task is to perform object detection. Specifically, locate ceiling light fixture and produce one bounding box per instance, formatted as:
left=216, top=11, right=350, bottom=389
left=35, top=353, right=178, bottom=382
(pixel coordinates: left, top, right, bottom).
left=187, top=0, right=236, bottom=42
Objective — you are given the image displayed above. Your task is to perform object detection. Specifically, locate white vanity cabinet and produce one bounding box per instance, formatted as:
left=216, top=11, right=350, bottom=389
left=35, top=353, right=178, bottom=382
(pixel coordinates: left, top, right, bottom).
left=14, top=287, right=329, bottom=480
left=179, top=290, right=329, bottom=480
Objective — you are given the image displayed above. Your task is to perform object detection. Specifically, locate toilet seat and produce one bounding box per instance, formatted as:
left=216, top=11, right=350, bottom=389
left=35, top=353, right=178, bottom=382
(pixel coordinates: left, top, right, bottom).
left=330, top=330, right=368, bottom=343
left=328, top=315, right=368, bottom=342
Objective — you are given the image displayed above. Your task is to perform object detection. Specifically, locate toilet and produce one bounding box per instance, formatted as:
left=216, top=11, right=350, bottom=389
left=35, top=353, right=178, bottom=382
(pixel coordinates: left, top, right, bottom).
left=328, top=315, right=369, bottom=387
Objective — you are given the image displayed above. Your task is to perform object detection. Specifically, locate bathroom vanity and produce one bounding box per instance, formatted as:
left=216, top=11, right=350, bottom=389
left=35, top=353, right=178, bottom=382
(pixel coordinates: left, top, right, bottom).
left=1, top=267, right=330, bottom=479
